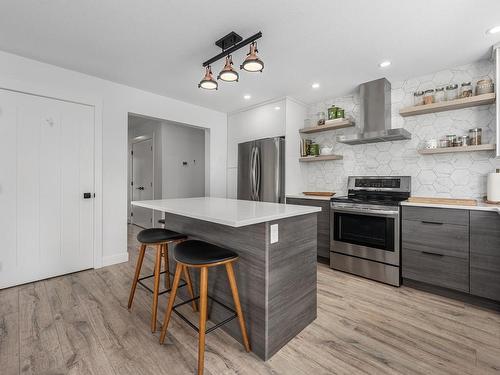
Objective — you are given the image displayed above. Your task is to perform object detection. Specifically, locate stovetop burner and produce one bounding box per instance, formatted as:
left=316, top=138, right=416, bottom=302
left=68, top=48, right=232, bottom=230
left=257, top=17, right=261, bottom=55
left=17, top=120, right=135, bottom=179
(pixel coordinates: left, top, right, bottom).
left=331, top=195, right=404, bottom=206
left=331, top=176, right=411, bottom=206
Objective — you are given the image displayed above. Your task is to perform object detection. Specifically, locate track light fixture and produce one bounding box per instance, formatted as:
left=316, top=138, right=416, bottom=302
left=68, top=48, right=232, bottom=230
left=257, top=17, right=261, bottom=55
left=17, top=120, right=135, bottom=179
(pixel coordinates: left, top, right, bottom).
left=240, top=42, right=264, bottom=72
left=198, top=31, right=263, bottom=90
left=218, top=55, right=239, bottom=82
left=198, top=66, right=218, bottom=90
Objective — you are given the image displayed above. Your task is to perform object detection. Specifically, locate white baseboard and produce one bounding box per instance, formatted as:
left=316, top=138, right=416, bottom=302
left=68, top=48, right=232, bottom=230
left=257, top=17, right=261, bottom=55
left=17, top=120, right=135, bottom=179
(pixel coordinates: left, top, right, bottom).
left=101, top=252, right=129, bottom=267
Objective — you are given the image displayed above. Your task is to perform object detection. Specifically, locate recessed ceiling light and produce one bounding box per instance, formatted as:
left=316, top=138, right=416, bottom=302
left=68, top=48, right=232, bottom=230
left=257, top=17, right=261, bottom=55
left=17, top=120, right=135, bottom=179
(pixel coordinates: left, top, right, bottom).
left=312, top=83, right=320, bottom=89
left=243, top=94, right=251, bottom=100
left=274, top=106, right=281, bottom=110
left=486, top=25, right=500, bottom=34
left=379, top=60, right=391, bottom=68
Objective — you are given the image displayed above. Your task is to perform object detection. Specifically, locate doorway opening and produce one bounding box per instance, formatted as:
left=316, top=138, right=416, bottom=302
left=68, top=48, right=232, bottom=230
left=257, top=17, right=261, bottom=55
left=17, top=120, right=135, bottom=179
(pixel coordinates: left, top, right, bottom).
left=127, top=114, right=207, bottom=230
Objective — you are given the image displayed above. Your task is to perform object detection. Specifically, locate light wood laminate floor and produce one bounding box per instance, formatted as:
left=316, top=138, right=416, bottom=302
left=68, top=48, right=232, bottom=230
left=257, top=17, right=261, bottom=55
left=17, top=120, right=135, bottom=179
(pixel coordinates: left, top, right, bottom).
left=1, top=224, right=499, bottom=374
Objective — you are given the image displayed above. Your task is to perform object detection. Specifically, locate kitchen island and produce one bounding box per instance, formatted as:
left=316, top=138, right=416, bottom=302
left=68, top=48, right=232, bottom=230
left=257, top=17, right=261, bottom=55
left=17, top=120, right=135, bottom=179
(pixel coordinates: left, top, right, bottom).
left=131, top=197, right=321, bottom=360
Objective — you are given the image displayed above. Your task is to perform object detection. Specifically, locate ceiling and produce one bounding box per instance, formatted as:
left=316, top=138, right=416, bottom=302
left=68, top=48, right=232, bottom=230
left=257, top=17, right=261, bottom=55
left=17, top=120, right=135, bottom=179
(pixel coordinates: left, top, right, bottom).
left=0, top=0, right=499, bottom=113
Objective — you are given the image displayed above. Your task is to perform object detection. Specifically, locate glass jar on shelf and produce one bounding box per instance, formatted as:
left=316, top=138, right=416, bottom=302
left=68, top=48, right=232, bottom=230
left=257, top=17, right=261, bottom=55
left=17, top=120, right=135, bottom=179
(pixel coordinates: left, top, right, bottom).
left=435, top=87, right=445, bottom=102
left=327, top=105, right=337, bottom=120
left=469, top=128, right=482, bottom=145
left=445, top=84, right=459, bottom=101
left=460, top=82, right=473, bottom=98
left=413, top=91, right=424, bottom=106
left=446, top=134, right=457, bottom=147
left=423, top=89, right=435, bottom=105
left=336, top=108, right=345, bottom=119
left=316, top=111, right=326, bottom=126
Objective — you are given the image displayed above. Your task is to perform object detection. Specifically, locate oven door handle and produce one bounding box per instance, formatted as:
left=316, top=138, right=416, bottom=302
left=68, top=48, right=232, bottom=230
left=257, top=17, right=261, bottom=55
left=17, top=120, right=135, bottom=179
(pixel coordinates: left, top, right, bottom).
left=332, top=206, right=400, bottom=218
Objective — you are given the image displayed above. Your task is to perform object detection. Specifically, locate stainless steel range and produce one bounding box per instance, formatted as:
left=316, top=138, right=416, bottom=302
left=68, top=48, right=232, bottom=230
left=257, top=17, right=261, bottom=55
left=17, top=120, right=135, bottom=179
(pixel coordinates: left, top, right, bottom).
left=330, top=176, right=411, bottom=286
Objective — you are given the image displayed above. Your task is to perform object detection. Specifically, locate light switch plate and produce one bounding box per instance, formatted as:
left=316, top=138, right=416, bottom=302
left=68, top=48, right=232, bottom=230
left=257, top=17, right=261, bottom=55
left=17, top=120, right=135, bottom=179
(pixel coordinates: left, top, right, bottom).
left=270, top=224, right=279, bottom=244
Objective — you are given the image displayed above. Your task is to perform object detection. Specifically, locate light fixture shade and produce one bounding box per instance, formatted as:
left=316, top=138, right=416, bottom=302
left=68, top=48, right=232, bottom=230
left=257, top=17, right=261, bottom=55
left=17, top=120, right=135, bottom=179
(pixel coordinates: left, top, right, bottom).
left=240, top=42, right=264, bottom=72
left=217, top=55, right=239, bottom=82
left=198, top=66, right=218, bottom=90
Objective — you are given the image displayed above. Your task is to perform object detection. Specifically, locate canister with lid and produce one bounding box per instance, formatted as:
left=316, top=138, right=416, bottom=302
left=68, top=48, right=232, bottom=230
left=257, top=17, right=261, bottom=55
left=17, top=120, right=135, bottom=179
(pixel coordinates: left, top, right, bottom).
left=460, top=82, right=473, bottom=98
left=469, top=128, right=482, bottom=145
left=413, top=91, right=424, bottom=106
left=423, top=89, right=435, bottom=105
left=435, top=87, right=445, bottom=102
left=445, top=84, right=459, bottom=101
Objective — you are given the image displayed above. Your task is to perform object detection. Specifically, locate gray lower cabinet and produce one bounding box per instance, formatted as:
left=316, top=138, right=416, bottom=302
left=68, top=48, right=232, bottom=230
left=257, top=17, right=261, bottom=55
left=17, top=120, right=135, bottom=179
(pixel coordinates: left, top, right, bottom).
left=286, top=197, right=330, bottom=259
left=470, top=211, right=500, bottom=301
left=402, top=206, right=470, bottom=293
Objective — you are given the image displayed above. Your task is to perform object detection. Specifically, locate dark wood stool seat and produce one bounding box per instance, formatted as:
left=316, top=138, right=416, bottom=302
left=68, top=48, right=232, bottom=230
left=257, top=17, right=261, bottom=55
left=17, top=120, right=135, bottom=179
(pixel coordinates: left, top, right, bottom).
left=160, top=240, right=250, bottom=375
left=136, top=228, right=185, bottom=243
left=174, top=240, right=238, bottom=265
left=128, top=228, right=196, bottom=332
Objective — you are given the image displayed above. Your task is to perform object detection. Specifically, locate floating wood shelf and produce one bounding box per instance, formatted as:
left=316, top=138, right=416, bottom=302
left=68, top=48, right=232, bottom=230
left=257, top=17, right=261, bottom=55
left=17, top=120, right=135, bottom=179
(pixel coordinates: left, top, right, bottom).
left=418, top=144, right=496, bottom=154
left=399, top=93, right=496, bottom=117
left=299, top=155, right=343, bottom=162
left=299, top=118, right=354, bottom=134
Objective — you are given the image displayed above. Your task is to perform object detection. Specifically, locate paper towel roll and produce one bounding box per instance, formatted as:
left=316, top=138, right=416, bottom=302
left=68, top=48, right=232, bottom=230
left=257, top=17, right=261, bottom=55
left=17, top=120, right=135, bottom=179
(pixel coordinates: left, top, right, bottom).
left=487, top=171, right=500, bottom=202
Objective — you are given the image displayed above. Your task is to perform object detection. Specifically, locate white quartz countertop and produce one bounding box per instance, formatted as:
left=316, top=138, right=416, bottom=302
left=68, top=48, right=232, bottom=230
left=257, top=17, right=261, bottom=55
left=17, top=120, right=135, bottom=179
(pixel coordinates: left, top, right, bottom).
left=132, top=197, right=321, bottom=227
left=401, top=201, right=500, bottom=214
left=286, top=194, right=333, bottom=201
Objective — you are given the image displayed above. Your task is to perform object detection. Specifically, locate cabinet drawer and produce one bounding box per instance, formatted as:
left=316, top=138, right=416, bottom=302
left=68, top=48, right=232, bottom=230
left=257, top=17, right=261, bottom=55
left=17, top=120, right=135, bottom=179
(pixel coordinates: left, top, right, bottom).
left=402, top=249, right=469, bottom=292
left=402, top=219, right=469, bottom=259
left=402, top=206, right=469, bottom=226
left=470, top=211, right=500, bottom=301
left=286, top=198, right=330, bottom=259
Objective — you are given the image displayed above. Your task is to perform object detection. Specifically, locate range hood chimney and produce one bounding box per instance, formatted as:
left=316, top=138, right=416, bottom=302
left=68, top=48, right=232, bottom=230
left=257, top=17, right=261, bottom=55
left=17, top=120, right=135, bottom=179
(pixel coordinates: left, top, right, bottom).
left=337, top=78, right=411, bottom=145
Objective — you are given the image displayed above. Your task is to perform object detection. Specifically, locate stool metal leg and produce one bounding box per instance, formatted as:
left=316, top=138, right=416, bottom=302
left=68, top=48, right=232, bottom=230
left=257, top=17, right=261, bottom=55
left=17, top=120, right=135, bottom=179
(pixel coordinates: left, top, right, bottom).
left=159, top=263, right=183, bottom=344
left=198, top=266, right=209, bottom=375
left=163, top=243, right=171, bottom=290
left=183, top=266, right=198, bottom=312
left=225, top=262, right=251, bottom=352
left=151, top=244, right=162, bottom=332
left=128, top=243, right=146, bottom=309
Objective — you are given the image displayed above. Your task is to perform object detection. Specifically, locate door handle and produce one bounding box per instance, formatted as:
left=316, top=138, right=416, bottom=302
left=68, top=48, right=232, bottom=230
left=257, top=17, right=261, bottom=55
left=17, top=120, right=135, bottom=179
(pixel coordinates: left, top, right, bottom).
left=83, top=192, right=93, bottom=199
left=136, top=186, right=145, bottom=190
left=250, top=147, right=257, bottom=200
left=255, top=147, right=260, bottom=200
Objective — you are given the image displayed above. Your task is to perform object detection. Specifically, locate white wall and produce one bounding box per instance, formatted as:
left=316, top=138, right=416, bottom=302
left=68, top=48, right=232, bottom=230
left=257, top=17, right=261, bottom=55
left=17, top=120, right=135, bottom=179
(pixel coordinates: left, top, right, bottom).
left=226, top=98, right=286, bottom=198
left=160, top=121, right=205, bottom=199
left=0, top=50, right=227, bottom=267
left=284, top=98, right=308, bottom=194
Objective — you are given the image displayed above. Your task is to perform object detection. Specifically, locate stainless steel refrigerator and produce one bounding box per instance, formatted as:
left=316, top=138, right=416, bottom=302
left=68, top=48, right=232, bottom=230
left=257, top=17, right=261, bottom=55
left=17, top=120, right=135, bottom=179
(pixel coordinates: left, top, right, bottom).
left=237, top=137, right=285, bottom=203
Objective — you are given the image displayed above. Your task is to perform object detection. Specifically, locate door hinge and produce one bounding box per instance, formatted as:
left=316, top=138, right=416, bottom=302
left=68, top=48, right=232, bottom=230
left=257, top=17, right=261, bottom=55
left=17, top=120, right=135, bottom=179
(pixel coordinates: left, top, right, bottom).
left=131, top=150, right=133, bottom=155
left=131, top=212, right=134, bottom=217
left=150, top=182, right=153, bottom=187
left=151, top=146, right=153, bottom=151
left=131, top=181, right=134, bottom=186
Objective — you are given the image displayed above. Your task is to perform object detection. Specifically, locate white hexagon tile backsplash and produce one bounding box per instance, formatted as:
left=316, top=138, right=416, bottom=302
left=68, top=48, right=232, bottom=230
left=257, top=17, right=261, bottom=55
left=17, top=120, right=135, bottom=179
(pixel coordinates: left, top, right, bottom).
left=305, top=59, right=500, bottom=198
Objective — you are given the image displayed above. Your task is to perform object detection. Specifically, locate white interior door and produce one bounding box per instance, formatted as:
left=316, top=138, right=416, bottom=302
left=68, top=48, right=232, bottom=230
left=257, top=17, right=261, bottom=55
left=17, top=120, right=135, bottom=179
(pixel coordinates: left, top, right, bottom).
left=0, top=89, right=94, bottom=289
left=131, top=138, right=154, bottom=228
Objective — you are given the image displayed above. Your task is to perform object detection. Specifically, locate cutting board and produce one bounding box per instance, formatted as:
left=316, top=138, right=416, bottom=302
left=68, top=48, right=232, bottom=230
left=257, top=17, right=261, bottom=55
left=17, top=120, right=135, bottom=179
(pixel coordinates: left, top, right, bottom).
left=407, top=197, right=477, bottom=206
left=302, top=192, right=336, bottom=197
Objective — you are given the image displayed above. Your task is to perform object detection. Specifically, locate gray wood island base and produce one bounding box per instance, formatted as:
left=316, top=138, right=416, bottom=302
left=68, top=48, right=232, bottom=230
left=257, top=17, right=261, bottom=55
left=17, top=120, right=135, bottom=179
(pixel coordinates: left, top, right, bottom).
left=131, top=197, right=320, bottom=361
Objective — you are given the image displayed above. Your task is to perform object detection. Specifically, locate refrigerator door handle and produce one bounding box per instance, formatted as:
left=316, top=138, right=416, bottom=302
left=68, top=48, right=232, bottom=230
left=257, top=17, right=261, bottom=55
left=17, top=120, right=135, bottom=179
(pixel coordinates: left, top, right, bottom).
left=255, top=146, right=261, bottom=201
left=250, top=146, right=256, bottom=200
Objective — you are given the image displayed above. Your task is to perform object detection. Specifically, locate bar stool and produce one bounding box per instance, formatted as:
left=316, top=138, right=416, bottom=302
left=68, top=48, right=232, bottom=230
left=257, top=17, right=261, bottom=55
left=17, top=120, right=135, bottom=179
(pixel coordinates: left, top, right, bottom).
left=159, top=240, right=250, bottom=375
left=128, top=228, right=197, bottom=332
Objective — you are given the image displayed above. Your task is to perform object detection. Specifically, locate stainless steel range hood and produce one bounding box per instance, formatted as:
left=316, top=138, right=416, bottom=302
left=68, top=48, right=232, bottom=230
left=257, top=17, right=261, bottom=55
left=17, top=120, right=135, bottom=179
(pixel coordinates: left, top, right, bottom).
left=337, top=78, right=411, bottom=145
